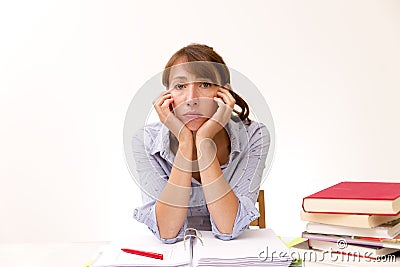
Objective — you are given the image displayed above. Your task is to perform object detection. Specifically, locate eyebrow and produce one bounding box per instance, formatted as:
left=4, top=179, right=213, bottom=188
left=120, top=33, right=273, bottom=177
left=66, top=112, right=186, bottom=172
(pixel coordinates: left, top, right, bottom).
left=170, top=76, right=213, bottom=84
left=170, top=76, right=188, bottom=84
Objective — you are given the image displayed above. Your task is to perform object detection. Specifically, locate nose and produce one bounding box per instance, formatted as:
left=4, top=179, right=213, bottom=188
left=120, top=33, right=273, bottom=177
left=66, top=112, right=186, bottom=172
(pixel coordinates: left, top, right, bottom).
left=186, top=83, right=199, bottom=106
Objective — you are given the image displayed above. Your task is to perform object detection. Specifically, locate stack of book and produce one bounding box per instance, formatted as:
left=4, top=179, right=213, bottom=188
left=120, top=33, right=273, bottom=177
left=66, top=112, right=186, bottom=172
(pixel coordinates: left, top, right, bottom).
left=297, top=181, right=400, bottom=266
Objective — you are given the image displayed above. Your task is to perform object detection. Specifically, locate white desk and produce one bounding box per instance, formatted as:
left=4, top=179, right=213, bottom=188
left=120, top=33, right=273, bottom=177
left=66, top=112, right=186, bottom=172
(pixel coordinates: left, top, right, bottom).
left=0, top=242, right=108, bottom=267
left=1, top=238, right=398, bottom=267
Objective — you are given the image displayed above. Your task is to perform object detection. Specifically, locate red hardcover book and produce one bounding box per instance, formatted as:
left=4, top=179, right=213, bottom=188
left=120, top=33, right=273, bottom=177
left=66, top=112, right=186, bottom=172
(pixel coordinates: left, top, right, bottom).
left=302, top=181, right=400, bottom=215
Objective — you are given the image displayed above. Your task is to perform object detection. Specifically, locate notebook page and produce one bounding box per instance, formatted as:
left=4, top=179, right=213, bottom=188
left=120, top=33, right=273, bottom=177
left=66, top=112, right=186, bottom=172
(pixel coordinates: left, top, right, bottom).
left=92, top=242, right=190, bottom=267
left=194, top=229, right=291, bottom=263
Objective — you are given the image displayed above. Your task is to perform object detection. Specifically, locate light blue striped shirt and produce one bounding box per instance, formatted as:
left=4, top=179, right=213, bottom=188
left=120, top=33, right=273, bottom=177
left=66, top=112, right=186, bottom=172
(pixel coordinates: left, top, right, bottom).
left=132, top=116, right=270, bottom=243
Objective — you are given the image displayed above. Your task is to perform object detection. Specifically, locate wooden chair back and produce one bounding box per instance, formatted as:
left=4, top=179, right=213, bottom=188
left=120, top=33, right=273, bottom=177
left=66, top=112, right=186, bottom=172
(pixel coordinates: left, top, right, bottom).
left=249, top=189, right=266, bottom=228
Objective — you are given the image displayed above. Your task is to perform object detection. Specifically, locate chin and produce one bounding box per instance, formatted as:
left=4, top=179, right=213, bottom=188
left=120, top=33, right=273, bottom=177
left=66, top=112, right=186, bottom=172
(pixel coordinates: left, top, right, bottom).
left=185, top=118, right=207, bottom=132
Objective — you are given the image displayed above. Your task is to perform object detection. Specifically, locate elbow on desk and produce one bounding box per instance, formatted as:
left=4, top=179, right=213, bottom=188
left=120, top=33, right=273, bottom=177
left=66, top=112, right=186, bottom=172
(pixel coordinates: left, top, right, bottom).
left=159, top=231, right=178, bottom=240
left=215, top=231, right=235, bottom=241
left=217, top=227, right=234, bottom=236
left=214, top=220, right=235, bottom=236
left=158, top=228, right=181, bottom=242
left=213, top=226, right=236, bottom=241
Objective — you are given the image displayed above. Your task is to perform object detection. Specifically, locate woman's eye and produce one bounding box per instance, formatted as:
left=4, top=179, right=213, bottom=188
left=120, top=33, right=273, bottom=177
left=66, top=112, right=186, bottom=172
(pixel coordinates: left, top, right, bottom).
left=200, top=82, right=212, bottom=88
left=174, top=83, right=185, bottom=90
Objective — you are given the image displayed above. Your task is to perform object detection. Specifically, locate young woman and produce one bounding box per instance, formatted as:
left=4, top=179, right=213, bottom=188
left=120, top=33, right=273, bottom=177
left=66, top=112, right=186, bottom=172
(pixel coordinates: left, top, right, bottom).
left=132, top=44, right=270, bottom=243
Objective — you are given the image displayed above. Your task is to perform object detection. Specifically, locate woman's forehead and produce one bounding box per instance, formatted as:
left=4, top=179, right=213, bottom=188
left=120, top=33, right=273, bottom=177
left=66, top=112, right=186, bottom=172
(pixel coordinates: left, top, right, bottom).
left=169, top=68, right=211, bottom=83
left=168, top=62, right=219, bottom=84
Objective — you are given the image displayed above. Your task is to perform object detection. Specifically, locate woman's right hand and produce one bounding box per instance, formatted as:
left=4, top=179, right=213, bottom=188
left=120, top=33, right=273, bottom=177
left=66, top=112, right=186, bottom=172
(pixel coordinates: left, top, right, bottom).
left=153, top=91, right=193, bottom=144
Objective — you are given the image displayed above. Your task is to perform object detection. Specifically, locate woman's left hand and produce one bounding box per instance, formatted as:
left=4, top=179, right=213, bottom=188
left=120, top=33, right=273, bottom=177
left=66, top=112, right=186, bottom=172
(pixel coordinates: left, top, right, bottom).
left=196, top=87, right=235, bottom=141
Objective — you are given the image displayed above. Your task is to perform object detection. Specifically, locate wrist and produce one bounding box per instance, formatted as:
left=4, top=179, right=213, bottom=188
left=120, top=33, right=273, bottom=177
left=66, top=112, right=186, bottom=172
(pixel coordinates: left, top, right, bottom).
left=195, top=133, right=210, bottom=143
left=178, top=140, right=194, bottom=155
left=177, top=128, right=194, bottom=144
left=195, top=138, right=216, bottom=154
left=195, top=134, right=214, bottom=146
left=178, top=137, right=194, bottom=147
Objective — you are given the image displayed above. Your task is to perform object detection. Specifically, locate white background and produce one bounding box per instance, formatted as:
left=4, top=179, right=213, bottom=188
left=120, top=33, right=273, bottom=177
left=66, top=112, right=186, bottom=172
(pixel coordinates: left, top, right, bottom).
left=1, top=0, right=399, bottom=242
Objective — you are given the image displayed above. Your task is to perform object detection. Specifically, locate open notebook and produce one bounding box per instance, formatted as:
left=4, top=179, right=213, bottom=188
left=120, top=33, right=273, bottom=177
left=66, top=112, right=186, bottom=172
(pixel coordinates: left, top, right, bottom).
left=92, top=228, right=292, bottom=267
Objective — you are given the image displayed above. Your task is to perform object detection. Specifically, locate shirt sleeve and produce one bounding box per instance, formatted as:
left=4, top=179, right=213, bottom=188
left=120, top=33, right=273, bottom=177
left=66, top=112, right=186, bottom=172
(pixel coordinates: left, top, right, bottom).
left=131, top=127, right=186, bottom=244
left=210, top=122, right=270, bottom=240
left=133, top=199, right=187, bottom=244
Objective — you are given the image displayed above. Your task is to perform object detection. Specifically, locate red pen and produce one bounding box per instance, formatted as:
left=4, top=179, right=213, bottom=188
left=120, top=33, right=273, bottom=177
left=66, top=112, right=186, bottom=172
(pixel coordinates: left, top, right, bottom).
left=121, top=248, right=164, bottom=260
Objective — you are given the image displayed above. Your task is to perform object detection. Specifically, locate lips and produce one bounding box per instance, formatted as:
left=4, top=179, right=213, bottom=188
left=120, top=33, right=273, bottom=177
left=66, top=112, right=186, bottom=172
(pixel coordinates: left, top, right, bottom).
left=183, top=112, right=203, bottom=120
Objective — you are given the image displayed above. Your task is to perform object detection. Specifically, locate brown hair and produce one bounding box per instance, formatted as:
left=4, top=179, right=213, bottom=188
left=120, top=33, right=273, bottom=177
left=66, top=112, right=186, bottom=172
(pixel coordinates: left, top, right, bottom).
left=162, top=44, right=251, bottom=125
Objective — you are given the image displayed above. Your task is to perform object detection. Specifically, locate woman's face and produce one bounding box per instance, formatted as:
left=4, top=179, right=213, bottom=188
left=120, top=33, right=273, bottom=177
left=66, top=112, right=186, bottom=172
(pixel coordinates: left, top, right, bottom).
left=167, top=63, right=220, bottom=132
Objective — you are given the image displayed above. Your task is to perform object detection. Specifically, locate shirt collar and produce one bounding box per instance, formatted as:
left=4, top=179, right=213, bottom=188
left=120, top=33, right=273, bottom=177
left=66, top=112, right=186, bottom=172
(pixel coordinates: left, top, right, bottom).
left=149, top=123, right=170, bottom=156
left=225, top=118, right=241, bottom=154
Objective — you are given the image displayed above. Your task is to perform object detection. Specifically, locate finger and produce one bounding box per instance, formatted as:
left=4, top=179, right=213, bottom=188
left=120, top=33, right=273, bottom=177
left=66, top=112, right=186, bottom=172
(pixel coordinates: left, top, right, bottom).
left=162, top=90, right=174, bottom=97
left=218, top=87, right=236, bottom=102
left=216, top=91, right=235, bottom=107
left=160, top=100, right=174, bottom=115
left=161, top=98, right=174, bottom=109
left=218, top=88, right=236, bottom=103
left=219, top=86, right=231, bottom=91
left=218, top=87, right=232, bottom=93
left=213, top=96, right=225, bottom=105
left=154, top=97, right=173, bottom=116
left=153, top=93, right=172, bottom=106
left=153, top=91, right=172, bottom=102
left=213, top=97, right=233, bottom=118
left=157, top=99, right=175, bottom=123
